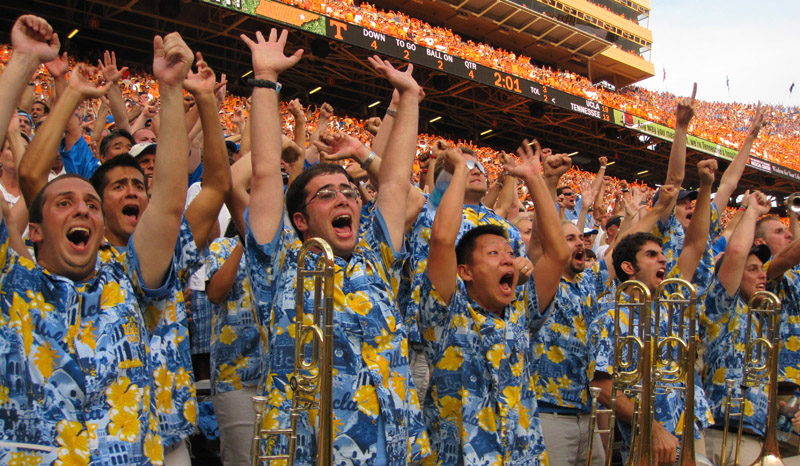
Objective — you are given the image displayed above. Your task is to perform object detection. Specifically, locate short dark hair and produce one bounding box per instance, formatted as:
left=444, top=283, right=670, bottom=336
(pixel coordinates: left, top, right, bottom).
left=455, top=224, right=508, bottom=265
left=28, top=174, right=93, bottom=258
left=285, top=163, right=355, bottom=239
left=556, top=186, right=572, bottom=196
left=612, top=232, right=662, bottom=282
left=99, top=129, right=134, bottom=157
left=90, top=154, right=147, bottom=200
left=32, top=101, right=50, bottom=113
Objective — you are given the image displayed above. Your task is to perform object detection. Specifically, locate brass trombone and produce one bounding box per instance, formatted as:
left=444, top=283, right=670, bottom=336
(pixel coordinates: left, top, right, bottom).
left=588, top=278, right=713, bottom=466
left=720, top=291, right=785, bottom=466
left=587, top=280, right=652, bottom=466
left=251, top=238, right=335, bottom=466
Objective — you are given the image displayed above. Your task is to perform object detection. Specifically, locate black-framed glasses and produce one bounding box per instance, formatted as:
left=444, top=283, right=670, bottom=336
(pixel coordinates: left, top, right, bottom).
left=302, top=187, right=360, bottom=209
left=562, top=191, right=576, bottom=197
left=466, top=159, right=486, bottom=174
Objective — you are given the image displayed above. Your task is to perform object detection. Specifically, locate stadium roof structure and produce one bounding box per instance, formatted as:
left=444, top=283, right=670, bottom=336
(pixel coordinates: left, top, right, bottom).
left=3, top=0, right=798, bottom=200
left=372, top=0, right=655, bottom=87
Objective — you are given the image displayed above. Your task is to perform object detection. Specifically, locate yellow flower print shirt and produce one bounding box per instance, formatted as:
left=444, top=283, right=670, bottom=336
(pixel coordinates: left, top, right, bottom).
left=0, top=217, right=175, bottom=465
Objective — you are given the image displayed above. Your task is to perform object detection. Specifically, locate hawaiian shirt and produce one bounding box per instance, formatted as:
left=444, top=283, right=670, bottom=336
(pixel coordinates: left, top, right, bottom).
left=0, top=217, right=176, bottom=466
left=590, top=270, right=714, bottom=456
left=244, top=208, right=430, bottom=466
left=702, top=275, right=768, bottom=436
left=402, top=196, right=526, bottom=344
left=531, top=262, right=610, bottom=412
left=206, top=237, right=262, bottom=395
left=418, top=272, right=548, bottom=466
left=656, top=203, right=720, bottom=300
left=767, top=264, right=800, bottom=385
left=98, top=216, right=205, bottom=447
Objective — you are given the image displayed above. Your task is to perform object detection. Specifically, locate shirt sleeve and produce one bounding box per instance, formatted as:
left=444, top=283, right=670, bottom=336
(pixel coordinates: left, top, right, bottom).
left=59, top=136, right=100, bottom=179
left=244, top=208, right=290, bottom=328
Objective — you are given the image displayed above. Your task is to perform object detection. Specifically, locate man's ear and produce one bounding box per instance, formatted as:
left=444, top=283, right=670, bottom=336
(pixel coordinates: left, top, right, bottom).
left=292, top=211, right=309, bottom=233
left=457, top=263, right=472, bottom=282
left=754, top=238, right=765, bottom=246
left=28, top=223, right=43, bottom=243
left=620, top=260, right=636, bottom=278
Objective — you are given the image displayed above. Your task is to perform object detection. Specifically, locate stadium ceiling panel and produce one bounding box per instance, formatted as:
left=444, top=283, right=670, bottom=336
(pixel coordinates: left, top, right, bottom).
left=0, top=0, right=795, bottom=197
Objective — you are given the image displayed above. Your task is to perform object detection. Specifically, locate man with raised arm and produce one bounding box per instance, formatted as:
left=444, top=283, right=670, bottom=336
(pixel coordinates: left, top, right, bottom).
left=419, top=141, right=568, bottom=465
left=701, top=191, right=774, bottom=465
left=590, top=159, right=719, bottom=465
left=241, top=29, right=429, bottom=465
left=4, top=26, right=193, bottom=465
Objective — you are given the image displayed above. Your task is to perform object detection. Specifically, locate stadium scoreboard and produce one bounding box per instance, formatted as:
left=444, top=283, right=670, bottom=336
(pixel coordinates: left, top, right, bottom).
left=201, top=0, right=800, bottom=184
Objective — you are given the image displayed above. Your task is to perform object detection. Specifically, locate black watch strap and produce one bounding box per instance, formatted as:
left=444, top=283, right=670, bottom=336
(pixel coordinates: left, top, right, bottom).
left=247, top=78, right=282, bottom=93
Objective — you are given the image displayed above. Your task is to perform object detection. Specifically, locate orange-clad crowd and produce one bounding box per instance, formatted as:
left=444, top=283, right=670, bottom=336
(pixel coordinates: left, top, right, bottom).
left=280, top=0, right=799, bottom=171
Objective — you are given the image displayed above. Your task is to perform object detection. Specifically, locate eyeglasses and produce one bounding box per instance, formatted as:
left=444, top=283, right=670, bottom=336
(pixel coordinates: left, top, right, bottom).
left=302, top=187, right=360, bottom=209
left=562, top=192, right=576, bottom=197
left=466, top=159, right=486, bottom=174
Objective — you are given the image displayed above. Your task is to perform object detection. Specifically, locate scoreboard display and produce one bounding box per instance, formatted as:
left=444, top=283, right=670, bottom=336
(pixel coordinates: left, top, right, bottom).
left=201, top=0, right=799, bottom=184
left=328, top=19, right=613, bottom=124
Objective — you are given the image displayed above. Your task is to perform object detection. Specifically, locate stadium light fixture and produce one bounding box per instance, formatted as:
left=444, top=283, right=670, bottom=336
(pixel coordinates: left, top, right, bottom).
left=480, top=129, right=492, bottom=136
left=368, top=101, right=381, bottom=108
left=68, top=29, right=79, bottom=39
left=429, top=116, right=442, bottom=123
left=309, top=86, right=322, bottom=95
left=606, top=161, right=615, bottom=166
left=567, top=151, right=578, bottom=157
left=637, top=170, right=649, bottom=175
left=242, top=70, right=253, bottom=78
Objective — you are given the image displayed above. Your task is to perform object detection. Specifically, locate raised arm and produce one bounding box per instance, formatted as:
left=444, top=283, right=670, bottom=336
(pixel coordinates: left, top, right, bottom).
left=677, top=158, right=716, bottom=278
left=132, top=33, right=194, bottom=288
left=19, top=65, right=111, bottom=204
left=287, top=98, right=307, bottom=156
left=305, top=102, right=332, bottom=165
left=368, top=56, right=420, bottom=251
left=240, top=29, right=303, bottom=244
left=206, top=240, right=244, bottom=304
left=714, top=107, right=765, bottom=213
left=183, top=53, right=232, bottom=248
left=99, top=50, right=132, bottom=134
left=664, top=83, right=696, bottom=190
left=427, top=148, right=468, bottom=304
left=505, top=140, right=569, bottom=310
left=0, top=16, right=60, bottom=146
left=717, top=192, right=770, bottom=295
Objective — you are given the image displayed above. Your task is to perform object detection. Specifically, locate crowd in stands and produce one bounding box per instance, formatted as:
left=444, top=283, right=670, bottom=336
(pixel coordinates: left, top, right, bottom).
left=5, top=12, right=800, bottom=466
left=279, top=0, right=800, bottom=170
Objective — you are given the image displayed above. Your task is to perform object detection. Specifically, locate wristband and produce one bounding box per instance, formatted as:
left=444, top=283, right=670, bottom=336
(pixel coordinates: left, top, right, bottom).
left=385, top=108, right=397, bottom=117
left=360, top=151, right=377, bottom=170
left=421, top=168, right=428, bottom=173
left=247, top=78, right=282, bottom=93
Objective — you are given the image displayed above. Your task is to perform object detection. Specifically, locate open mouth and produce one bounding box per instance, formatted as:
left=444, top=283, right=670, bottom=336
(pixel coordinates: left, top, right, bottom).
left=122, top=205, right=140, bottom=221
left=331, top=214, right=353, bottom=237
left=66, top=227, right=91, bottom=248
left=656, top=268, right=666, bottom=280
left=499, top=271, right=514, bottom=293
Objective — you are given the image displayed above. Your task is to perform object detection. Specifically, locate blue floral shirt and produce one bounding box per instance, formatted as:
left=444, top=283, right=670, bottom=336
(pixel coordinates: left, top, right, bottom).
left=0, top=217, right=176, bottom=466
left=418, top=272, right=549, bottom=466
left=656, top=203, right=721, bottom=299
left=244, top=208, right=430, bottom=466
left=701, top=275, right=768, bottom=436
left=98, top=216, right=205, bottom=447
left=767, top=264, right=800, bottom=385
left=206, top=237, right=262, bottom=395
left=590, top=272, right=714, bottom=454
left=531, top=262, right=610, bottom=412
left=402, top=196, right=526, bottom=344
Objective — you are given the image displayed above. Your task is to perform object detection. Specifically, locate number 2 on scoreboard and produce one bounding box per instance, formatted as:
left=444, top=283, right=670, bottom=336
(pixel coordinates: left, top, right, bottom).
left=404, top=50, right=409, bottom=60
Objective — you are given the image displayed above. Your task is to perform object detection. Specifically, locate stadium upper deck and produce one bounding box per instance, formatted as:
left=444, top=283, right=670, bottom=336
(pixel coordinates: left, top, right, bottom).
left=373, top=0, right=655, bottom=86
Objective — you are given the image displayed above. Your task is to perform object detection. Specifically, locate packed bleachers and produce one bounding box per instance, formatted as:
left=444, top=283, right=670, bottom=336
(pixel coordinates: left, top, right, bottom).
left=279, top=0, right=799, bottom=170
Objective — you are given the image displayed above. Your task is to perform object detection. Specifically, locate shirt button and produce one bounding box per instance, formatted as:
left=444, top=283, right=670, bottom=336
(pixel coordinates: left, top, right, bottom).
left=372, top=419, right=376, bottom=424
left=93, top=449, right=100, bottom=456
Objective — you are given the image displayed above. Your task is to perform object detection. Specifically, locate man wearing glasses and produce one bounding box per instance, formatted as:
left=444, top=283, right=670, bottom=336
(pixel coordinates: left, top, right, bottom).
left=240, top=29, right=429, bottom=465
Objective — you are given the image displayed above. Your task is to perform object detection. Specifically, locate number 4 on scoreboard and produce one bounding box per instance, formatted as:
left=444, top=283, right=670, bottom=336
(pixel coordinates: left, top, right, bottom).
left=371, top=40, right=377, bottom=50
